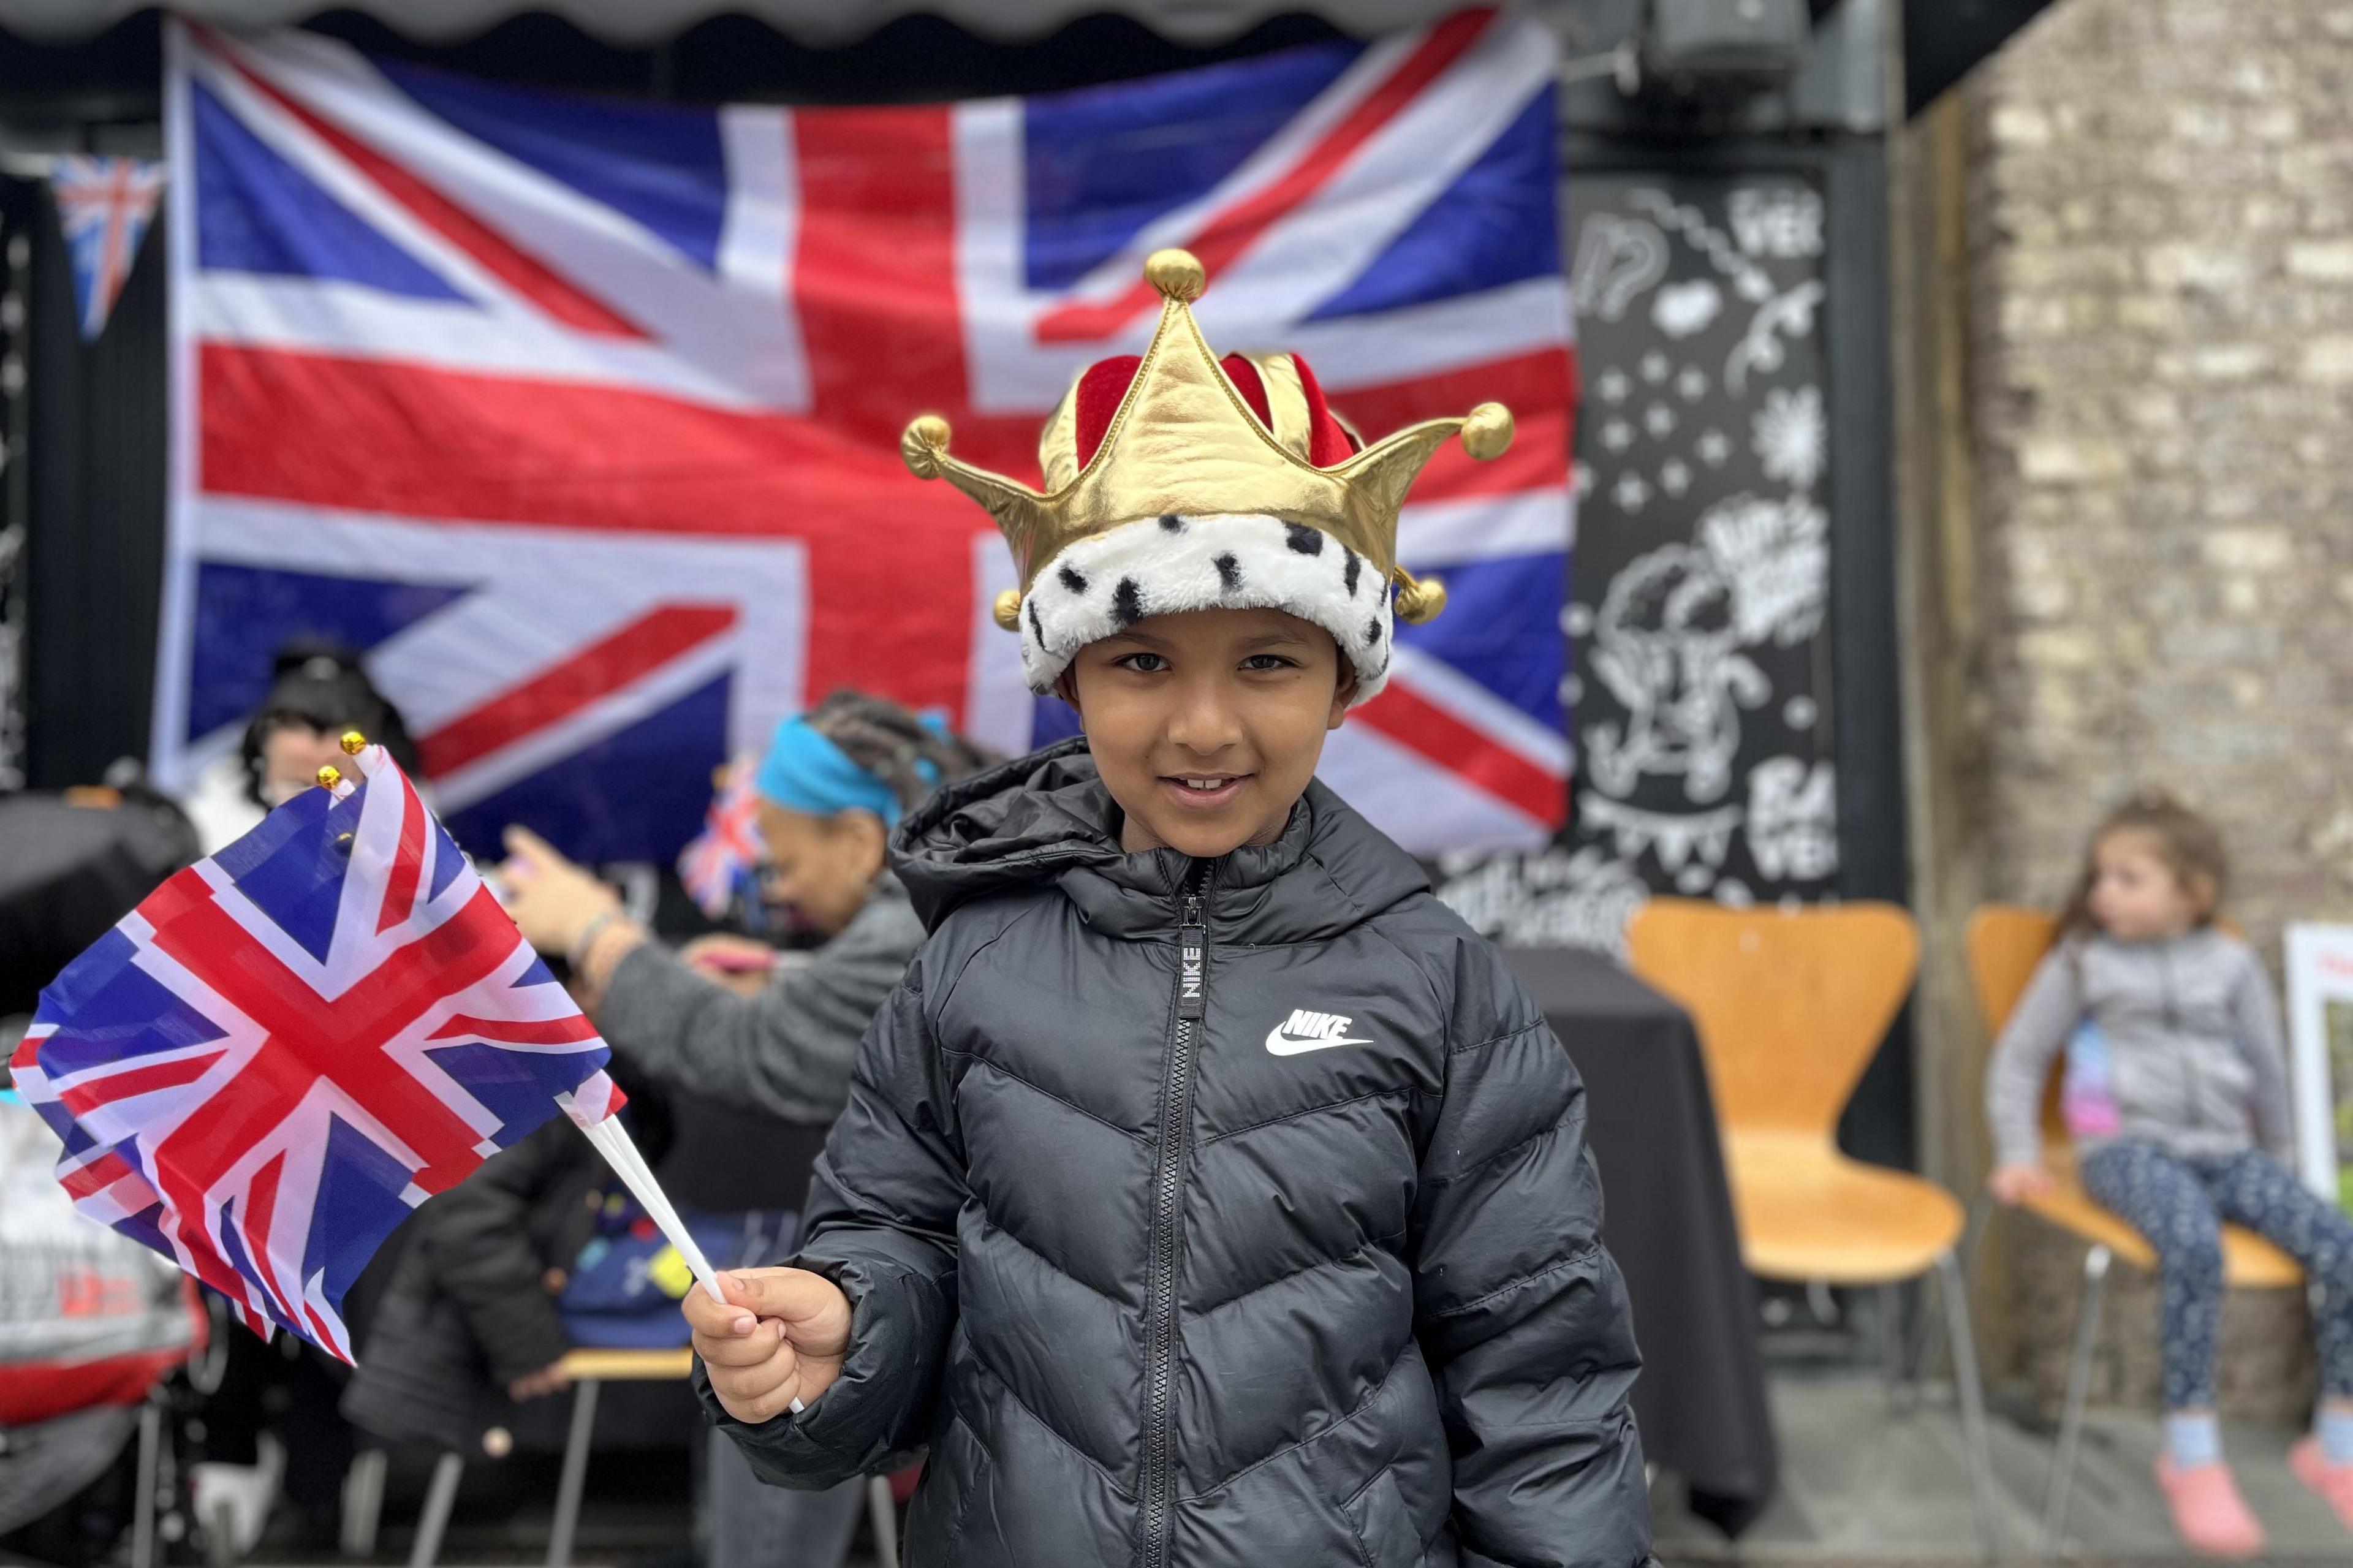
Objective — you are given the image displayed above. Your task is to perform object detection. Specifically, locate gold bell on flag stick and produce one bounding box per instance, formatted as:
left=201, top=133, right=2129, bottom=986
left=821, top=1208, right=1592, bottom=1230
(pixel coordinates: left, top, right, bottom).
left=341, top=730, right=368, bottom=755
left=315, top=765, right=341, bottom=790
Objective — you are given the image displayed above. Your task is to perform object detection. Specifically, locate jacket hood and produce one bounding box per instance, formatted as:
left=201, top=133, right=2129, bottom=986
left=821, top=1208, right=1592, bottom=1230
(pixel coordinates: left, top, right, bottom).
left=890, top=738, right=1429, bottom=944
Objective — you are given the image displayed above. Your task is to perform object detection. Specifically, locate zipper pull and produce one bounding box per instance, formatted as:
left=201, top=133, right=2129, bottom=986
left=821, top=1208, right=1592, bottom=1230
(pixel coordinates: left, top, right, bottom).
left=1177, top=895, right=1207, bottom=1021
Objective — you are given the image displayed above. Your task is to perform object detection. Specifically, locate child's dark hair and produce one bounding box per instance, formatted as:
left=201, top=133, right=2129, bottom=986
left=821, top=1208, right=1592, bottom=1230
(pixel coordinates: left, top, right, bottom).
left=804, top=691, right=996, bottom=813
left=241, top=642, right=419, bottom=806
left=2058, top=788, right=2229, bottom=938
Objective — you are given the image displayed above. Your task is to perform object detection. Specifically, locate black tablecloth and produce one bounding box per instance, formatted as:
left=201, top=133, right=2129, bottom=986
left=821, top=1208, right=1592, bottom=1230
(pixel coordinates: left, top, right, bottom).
left=1504, top=946, right=1776, bottom=1538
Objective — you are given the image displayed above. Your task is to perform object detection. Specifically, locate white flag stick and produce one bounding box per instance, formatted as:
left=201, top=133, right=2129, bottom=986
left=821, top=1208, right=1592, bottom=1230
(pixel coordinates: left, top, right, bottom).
left=559, top=1097, right=728, bottom=1305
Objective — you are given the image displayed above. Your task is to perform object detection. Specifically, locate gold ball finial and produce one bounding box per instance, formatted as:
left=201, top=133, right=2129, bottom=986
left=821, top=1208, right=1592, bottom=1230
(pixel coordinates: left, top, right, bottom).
left=315, top=764, right=343, bottom=790
left=1144, top=249, right=1205, bottom=303
left=339, top=730, right=367, bottom=755
left=1460, top=403, right=1514, bottom=463
left=901, top=415, right=953, bottom=479
left=993, top=588, right=1024, bottom=631
left=1393, top=573, right=1448, bottom=626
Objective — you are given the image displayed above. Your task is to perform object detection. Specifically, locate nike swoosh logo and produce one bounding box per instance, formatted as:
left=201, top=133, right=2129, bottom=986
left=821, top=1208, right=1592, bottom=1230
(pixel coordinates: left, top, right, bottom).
left=1265, top=1028, right=1374, bottom=1056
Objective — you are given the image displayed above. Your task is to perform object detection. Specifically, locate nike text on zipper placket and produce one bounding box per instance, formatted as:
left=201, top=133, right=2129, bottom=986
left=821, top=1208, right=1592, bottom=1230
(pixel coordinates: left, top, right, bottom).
left=1139, top=869, right=1208, bottom=1568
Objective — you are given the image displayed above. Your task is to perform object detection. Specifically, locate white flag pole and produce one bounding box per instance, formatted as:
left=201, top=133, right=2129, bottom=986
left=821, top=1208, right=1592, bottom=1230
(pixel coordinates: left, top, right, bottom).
left=563, top=1096, right=729, bottom=1305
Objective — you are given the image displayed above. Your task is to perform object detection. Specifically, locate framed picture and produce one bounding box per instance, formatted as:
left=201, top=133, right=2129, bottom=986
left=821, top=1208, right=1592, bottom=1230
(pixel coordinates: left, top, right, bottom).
left=2286, top=923, right=2353, bottom=1211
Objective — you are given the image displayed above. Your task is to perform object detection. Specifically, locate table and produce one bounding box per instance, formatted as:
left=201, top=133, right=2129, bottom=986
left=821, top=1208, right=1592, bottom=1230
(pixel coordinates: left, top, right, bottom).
left=1504, top=946, right=1776, bottom=1538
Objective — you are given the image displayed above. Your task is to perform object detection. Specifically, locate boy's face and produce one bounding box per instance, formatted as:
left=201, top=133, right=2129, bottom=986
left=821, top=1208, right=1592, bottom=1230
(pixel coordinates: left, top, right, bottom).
left=1063, top=606, right=1354, bottom=859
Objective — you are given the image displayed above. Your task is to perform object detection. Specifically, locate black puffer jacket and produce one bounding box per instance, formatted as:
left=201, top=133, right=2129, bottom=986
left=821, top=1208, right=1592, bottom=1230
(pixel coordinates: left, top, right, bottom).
left=706, top=743, right=1652, bottom=1567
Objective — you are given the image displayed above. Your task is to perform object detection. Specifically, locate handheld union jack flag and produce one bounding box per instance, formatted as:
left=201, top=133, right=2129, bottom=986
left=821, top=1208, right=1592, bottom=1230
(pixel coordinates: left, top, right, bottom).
left=7, top=742, right=626, bottom=1362
left=676, top=754, right=765, bottom=923
left=50, top=154, right=164, bottom=341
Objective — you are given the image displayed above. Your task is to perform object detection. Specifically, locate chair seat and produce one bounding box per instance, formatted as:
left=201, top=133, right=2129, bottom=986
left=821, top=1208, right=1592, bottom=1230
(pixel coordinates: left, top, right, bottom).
left=558, top=1347, right=695, bottom=1381
left=1726, top=1135, right=1966, bottom=1285
left=2023, top=1165, right=2302, bottom=1289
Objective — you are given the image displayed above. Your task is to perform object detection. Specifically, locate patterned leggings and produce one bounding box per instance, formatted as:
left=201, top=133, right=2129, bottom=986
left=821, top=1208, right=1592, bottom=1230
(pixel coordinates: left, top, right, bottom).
left=2080, top=1142, right=2353, bottom=1409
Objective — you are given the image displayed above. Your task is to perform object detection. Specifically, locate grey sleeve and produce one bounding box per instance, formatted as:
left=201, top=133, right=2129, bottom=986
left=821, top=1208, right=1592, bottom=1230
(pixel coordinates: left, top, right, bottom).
left=1984, top=949, right=2082, bottom=1168
left=594, top=896, right=924, bottom=1124
left=2229, top=945, right=2295, bottom=1162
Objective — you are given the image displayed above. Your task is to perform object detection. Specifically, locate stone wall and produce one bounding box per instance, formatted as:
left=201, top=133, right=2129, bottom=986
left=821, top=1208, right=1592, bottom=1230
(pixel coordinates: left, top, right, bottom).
left=1966, top=0, right=2353, bottom=951
left=1954, top=0, right=2353, bottom=1401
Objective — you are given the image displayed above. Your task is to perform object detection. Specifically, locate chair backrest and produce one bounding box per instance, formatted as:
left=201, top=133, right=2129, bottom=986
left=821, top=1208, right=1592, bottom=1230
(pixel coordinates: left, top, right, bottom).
left=1625, top=898, right=1920, bottom=1142
left=1965, top=904, right=2069, bottom=1143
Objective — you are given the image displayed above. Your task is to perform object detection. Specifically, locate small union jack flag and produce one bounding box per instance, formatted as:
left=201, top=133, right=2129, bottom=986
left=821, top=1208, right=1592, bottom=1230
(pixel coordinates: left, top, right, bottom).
left=50, top=154, right=164, bottom=341
left=676, top=754, right=765, bottom=923
left=7, top=743, right=624, bottom=1362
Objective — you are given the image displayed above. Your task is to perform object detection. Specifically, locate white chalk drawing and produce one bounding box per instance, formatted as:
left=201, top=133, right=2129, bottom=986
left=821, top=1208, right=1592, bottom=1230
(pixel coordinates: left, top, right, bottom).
left=1569, top=214, right=1668, bottom=322
left=1640, top=349, right=1670, bottom=384
left=1696, top=428, right=1732, bottom=466
left=1582, top=796, right=1744, bottom=873
left=1659, top=458, right=1692, bottom=496
left=1699, top=493, right=1830, bottom=647
left=1727, top=186, right=1825, bottom=260
left=1628, top=188, right=1776, bottom=303
left=1610, top=471, right=1652, bottom=514
left=1643, top=401, right=1677, bottom=439
left=1675, top=364, right=1710, bottom=402
left=1726, top=280, right=1825, bottom=395
left=1651, top=278, right=1722, bottom=339
left=1596, top=367, right=1632, bottom=403
left=1434, top=845, right=1653, bottom=957
left=1751, top=384, right=1827, bottom=492
left=1573, top=461, right=1596, bottom=499
left=1584, top=544, right=1771, bottom=803
left=1600, top=418, right=1634, bottom=453
left=1784, top=694, right=1818, bottom=729
left=1746, top=757, right=1840, bottom=882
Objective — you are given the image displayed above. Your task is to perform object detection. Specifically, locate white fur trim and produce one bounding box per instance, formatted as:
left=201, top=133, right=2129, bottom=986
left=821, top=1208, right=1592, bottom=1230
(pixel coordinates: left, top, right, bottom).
left=1017, top=513, right=1392, bottom=705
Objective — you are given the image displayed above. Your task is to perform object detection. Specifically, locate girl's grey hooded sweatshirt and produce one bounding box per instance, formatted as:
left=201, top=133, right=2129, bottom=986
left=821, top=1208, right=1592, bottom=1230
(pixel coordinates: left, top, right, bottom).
left=1983, top=926, right=2292, bottom=1170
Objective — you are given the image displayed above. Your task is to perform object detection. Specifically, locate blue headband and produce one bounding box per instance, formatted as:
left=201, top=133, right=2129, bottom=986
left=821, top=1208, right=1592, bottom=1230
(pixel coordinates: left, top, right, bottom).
left=756, top=716, right=904, bottom=824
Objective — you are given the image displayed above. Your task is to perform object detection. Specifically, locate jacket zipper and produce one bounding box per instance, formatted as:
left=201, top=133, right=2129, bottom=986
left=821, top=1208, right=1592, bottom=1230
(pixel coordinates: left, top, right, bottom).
left=2160, top=943, right=2201, bottom=1134
left=1139, top=866, right=1208, bottom=1568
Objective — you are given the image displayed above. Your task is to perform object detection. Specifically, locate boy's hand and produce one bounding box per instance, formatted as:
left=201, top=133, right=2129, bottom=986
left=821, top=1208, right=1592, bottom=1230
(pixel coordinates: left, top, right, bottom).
left=1988, top=1161, right=2055, bottom=1205
left=686, top=1268, right=852, bottom=1424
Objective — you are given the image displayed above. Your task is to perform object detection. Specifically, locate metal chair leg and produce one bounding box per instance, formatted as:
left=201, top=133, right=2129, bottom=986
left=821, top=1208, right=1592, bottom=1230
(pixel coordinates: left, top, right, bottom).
left=408, top=1452, right=463, bottom=1568
left=132, top=1396, right=162, bottom=1568
left=2042, top=1243, right=2110, bottom=1561
left=1935, top=1247, right=2003, bottom=1563
left=341, top=1447, right=387, bottom=1559
left=866, top=1474, right=900, bottom=1566
left=547, top=1379, right=601, bottom=1568
left=1903, top=1192, right=1999, bottom=1415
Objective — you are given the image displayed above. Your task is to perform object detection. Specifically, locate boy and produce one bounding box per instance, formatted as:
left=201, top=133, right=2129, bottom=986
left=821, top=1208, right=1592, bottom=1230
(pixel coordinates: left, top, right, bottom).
left=687, top=251, right=1654, bottom=1567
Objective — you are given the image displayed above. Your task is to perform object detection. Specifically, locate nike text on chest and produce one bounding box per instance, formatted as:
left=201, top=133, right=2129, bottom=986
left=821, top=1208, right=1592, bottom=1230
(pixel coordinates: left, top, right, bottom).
left=1265, top=1008, right=1373, bottom=1055
left=1181, top=943, right=1203, bottom=1008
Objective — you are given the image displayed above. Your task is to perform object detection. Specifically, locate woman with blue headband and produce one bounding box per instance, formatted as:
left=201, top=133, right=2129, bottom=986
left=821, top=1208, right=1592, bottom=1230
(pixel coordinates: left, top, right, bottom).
left=494, top=692, right=990, bottom=1568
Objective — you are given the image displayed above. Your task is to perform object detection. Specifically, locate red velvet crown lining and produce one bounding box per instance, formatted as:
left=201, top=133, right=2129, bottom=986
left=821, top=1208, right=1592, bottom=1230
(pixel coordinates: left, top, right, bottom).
left=1067, top=351, right=1362, bottom=474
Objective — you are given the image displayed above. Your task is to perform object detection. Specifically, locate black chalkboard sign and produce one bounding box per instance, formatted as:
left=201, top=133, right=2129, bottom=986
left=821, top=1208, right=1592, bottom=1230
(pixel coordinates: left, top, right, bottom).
left=1439, top=170, right=1838, bottom=948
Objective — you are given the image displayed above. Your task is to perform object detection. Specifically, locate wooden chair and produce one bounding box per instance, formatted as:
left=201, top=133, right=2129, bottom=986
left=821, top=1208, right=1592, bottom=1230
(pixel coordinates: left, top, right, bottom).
left=403, top=1347, right=903, bottom=1568
left=1965, top=905, right=2300, bottom=1557
left=1627, top=898, right=1999, bottom=1559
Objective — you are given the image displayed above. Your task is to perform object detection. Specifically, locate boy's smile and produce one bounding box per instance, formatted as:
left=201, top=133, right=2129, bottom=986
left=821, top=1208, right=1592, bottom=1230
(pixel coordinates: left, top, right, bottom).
left=1061, top=605, right=1356, bottom=859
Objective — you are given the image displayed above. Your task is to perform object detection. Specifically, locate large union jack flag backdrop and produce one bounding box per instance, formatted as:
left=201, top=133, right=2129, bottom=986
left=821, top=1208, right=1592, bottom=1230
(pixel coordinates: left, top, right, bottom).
left=7, top=746, right=625, bottom=1361
left=152, top=11, right=1575, bottom=863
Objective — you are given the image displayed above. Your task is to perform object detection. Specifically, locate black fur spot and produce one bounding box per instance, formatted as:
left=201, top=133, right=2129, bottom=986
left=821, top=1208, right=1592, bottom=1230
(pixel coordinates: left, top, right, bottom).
left=1214, top=553, right=1242, bottom=593
left=1284, top=523, right=1324, bottom=556
left=1158, top=513, right=1186, bottom=533
left=1364, top=616, right=1383, bottom=647
left=1343, top=550, right=1362, bottom=597
left=1028, top=599, right=1047, bottom=650
left=1058, top=564, right=1089, bottom=595
left=1113, top=578, right=1145, bottom=626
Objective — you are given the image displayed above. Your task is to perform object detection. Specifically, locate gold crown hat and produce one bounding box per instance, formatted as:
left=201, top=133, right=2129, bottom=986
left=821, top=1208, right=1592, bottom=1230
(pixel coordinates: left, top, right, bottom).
left=900, top=248, right=1513, bottom=705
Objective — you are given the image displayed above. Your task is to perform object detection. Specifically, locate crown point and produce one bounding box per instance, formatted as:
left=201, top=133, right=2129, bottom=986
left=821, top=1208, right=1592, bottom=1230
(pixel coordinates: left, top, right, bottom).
left=1145, top=249, right=1205, bottom=303
left=339, top=730, right=366, bottom=755
left=1393, top=572, right=1447, bottom=625
left=901, top=415, right=953, bottom=479
left=992, top=589, right=1024, bottom=631
left=1461, top=403, right=1514, bottom=462
left=315, top=764, right=342, bottom=790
